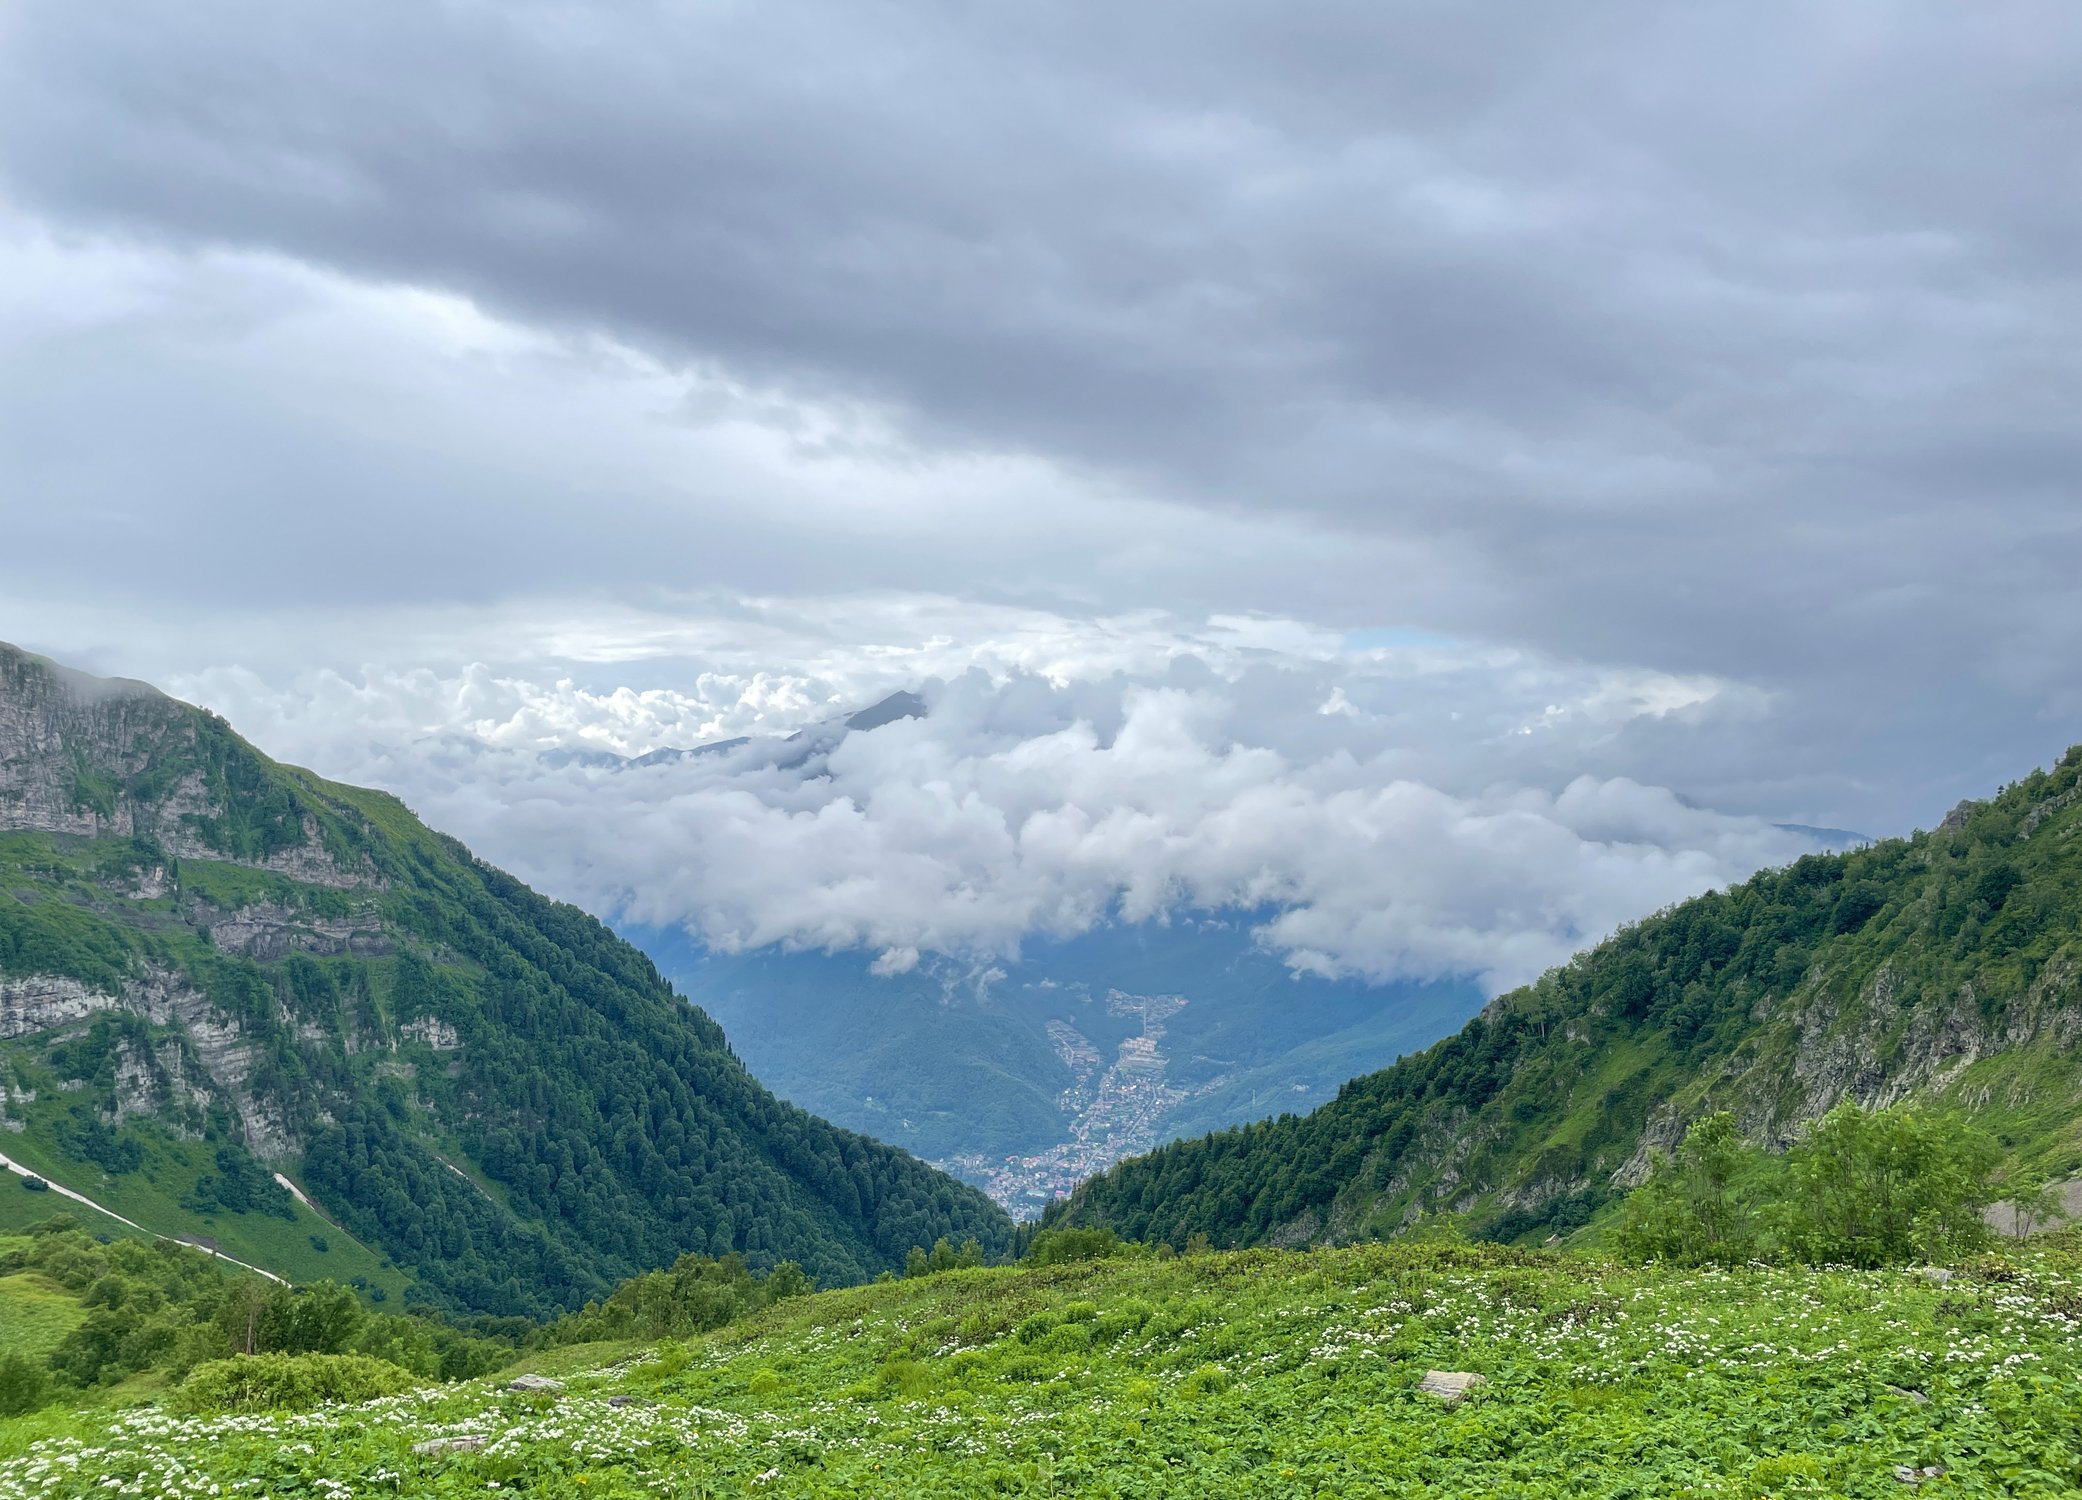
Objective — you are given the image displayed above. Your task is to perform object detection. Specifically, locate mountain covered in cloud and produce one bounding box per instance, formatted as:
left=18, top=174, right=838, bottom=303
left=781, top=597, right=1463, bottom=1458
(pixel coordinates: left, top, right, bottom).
left=540, top=690, right=925, bottom=773
left=520, top=678, right=1826, bottom=1211
left=597, top=687, right=1857, bottom=1210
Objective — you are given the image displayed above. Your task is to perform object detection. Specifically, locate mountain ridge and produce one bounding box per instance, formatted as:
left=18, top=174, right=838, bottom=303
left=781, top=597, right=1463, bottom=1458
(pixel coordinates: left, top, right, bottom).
left=537, top=688, right=928, bottom=773
left=1053, top=750, right=2082, bottom=1249
left=0, top=643, right=1009, bottom=1312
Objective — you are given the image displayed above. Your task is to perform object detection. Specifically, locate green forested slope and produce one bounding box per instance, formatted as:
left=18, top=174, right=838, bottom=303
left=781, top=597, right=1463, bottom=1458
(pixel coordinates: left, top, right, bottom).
left=0, top=644, right=1009, bottom=1315
left=1055, top=749, right=2082, bottom=1249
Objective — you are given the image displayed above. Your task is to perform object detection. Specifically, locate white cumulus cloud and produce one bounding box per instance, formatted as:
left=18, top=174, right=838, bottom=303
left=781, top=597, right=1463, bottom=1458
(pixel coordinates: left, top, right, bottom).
left=170, top=623, right=1822, bottom=996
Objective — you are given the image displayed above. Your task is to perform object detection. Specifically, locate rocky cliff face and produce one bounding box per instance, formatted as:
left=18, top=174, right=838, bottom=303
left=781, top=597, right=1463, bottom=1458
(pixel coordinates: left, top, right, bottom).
left=1761, top=954, right=2082, bottom=1140
left=0, top=647, right=176, bottom=840
left=0, top=644, right=376, bottom=886
left=0, top=645, right=397, bottom=1157
left=3, top=955, right=338, bottom=1159
left=1604, top=950, right=2082, bottom=1191
left=0, top=645, right=458, bottom=1181
left=0, top=974, right=118, bottom=1041
left=205, top=903, right=393, bottom=960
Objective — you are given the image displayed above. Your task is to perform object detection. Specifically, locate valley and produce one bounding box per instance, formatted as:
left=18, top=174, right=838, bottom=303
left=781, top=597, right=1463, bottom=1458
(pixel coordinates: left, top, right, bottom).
left=644, top=922, right=1483, bottom=1214
left=944, top=988, right=1199, bottom=1209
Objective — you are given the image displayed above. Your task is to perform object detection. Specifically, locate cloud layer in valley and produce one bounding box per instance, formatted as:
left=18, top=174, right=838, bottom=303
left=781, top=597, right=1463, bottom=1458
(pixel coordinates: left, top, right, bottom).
left=169, top=630, right=1816, bottom=995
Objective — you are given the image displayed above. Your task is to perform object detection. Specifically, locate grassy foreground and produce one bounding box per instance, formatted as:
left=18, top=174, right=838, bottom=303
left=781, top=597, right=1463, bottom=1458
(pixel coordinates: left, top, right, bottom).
left=4, top=1237, right=2080, bottom=1498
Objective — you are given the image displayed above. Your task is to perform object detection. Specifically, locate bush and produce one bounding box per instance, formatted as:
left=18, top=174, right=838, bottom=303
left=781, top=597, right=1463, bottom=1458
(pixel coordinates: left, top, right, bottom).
left=1614, top=1113, right=1756, bottom=1266
left=904, top=1237, right=986, bottom=1277
left=1036, top=1323, right=1093, bottom=1355
left=170, top=1353, right=419, bottom=1414
left=1616, top=1103, right=2001, bottom=1269
left=1775, top=1101, right=1998, bottom=1266
left=0, top=1352, right=49, bottom=1417
left=546, top=1251, right=815, bottom=1344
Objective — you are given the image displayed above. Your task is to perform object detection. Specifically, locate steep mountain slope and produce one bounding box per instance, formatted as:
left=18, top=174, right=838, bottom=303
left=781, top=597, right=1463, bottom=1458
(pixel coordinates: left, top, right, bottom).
left=0, top=644, right=1009, bottom=1315
left=642, top=920, right=1481, bottom=1214
left=1054, top=750, right=2082, bottom=1248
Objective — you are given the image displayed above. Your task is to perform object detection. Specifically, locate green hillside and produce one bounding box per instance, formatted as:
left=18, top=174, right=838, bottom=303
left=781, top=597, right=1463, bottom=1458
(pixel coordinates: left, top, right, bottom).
left=6, top=1232, right=2080, bottom=1497
left=0, top=1211, right=539, bottom=1416
left=0, top=1240, right=81, bottom=1369
left=1053, top=750, right=2082, bottom=1249
left=0, top=644, right=1009, bottom=1316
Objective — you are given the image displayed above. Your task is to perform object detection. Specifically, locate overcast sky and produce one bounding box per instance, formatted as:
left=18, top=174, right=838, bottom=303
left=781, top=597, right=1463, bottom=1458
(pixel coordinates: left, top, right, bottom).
left=4, top=2, right=2078, bottom=989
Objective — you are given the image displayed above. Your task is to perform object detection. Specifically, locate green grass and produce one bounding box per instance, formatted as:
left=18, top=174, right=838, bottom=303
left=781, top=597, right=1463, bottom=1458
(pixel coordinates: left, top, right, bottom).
left=0, top=1122, right=410, bottom=1300
left=0, top=1181, right=141, bottom=1238
left=172, top=858, right=363, bottom=919
left=5, top=1236, right=2081, bottom=1497
left=0, top=1268, right=82, bottom=1360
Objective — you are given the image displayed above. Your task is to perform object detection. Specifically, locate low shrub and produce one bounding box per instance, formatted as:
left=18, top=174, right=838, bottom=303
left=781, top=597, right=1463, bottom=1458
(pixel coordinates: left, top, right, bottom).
left=170, top=1352, right=420, bottom=1414
left=0, top=1352, right=50, bottom=1417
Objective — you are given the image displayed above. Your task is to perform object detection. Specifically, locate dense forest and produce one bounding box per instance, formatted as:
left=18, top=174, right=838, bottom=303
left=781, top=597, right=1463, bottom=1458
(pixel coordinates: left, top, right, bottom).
left=1054, top=747, right=2082, bottom=1249
left=0, top=643, right=1010, bottom=1317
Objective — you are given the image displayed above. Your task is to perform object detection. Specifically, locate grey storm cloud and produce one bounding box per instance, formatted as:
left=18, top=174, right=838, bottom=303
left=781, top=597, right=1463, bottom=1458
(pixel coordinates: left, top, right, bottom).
left=1, top=2, right=2079, bottom=858
left=6, top=7, right=2079, bottom=630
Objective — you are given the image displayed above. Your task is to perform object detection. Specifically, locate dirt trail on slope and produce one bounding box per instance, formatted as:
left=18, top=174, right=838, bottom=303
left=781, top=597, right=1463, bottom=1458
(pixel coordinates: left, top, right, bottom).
left=1, top=1149, right=287, bottom=1283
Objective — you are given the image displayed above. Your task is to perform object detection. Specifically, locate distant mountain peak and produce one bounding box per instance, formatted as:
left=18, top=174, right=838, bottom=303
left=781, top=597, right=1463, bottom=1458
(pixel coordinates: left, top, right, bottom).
left=539, top=690, right=925, bottom=774
left=844, top=690, right=928, bottom=733
left=625, top=737, right=751, bottom=769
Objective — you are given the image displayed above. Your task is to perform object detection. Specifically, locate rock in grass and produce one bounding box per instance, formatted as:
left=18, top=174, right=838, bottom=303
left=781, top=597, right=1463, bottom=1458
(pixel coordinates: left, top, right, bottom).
left=1893, top=1464, right=1947, bottom=1485
left=507, top=1374, right=566, bottom=1393
left=412, top=1435, right=490, bottom=1456
left=1417, top=1371, right=1485, bottom=1406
